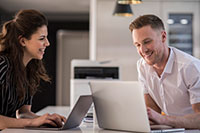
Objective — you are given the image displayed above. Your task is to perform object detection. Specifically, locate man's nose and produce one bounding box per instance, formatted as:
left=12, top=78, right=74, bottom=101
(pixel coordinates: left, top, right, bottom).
left=140, top=45, right=148, bottom=54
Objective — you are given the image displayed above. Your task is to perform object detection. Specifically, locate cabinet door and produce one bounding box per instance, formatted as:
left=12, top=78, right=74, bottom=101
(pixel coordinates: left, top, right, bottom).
left=162, top=1, right=200, bottom=58
left=56, top=31, right=89, bottom=105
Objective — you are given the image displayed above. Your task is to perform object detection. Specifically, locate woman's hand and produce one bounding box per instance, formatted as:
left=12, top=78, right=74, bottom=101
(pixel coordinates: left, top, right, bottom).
left=17, top=105, right=67, bottom=127
left=29, top=113, right=67, bottom=127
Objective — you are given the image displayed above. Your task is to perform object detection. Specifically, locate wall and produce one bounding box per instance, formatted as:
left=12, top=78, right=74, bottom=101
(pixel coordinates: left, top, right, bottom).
left=90, top=0, right=200, bottom=81
left=0, top=9, right=12, bottom=25
left=56, top=30, right=89, bottom=106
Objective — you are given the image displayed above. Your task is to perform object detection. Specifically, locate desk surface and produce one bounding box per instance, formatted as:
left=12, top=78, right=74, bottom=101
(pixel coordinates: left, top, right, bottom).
left=1, top=106, right=200, bottom=133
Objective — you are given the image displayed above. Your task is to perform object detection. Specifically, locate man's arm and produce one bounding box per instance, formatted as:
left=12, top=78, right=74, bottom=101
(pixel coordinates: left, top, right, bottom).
left=192, top=103, right=200, bottom=113
left=147, top=105, right=200, bottom=129
left=144, top=94, right=161, bottom=113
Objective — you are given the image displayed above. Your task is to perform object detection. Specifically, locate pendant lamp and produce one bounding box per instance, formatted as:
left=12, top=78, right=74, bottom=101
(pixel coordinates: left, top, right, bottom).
left=118, top=0, right=142, bottom=4
left=113, top=3, right=133, bottom=17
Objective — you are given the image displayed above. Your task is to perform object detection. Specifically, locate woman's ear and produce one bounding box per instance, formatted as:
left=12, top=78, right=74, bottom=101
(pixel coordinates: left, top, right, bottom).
left=19, top=36, right=26, bottom=47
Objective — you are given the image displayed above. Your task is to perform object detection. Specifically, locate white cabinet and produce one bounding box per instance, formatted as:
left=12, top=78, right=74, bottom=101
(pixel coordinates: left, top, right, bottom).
left=162, top=1, right=200, bottom=58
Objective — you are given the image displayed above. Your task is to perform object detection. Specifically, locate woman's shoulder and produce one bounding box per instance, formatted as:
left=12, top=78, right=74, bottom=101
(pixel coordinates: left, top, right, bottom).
left=0, top=55, right=10, bottom=83
left=0, top=55, right=10, bottom=68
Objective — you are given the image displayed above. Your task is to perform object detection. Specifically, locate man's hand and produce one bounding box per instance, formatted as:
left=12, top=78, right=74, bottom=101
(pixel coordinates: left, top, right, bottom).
left=147, top=107, right=165, bottom=125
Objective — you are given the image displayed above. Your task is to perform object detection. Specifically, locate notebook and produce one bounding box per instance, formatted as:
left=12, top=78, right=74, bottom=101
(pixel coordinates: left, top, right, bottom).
left=89, top=81, right=185, bottom=133
left=25, top=95, right=93, bottom=131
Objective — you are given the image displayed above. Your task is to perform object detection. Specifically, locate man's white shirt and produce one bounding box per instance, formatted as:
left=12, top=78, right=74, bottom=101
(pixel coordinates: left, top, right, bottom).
left=137, top=47, right=200, bottom=116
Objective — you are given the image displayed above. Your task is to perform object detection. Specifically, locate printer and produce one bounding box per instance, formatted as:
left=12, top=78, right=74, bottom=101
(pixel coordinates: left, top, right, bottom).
left=70, top=59, right=119, bottom=107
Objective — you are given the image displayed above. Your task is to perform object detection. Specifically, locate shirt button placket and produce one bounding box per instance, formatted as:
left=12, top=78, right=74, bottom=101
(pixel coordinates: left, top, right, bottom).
left=160, top=82, right=167, bottom=114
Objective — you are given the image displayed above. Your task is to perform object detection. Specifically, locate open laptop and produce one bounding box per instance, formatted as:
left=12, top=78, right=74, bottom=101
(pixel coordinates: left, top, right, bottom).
left=89, top=81, right=185, bottom=133
left=26, top=95, right=93, bottom=130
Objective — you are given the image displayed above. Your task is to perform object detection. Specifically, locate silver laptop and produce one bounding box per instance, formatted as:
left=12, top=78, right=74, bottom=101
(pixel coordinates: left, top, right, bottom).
left=26, top=95, right=93, bottom=130
left=89, top=81, right=185, bottom=133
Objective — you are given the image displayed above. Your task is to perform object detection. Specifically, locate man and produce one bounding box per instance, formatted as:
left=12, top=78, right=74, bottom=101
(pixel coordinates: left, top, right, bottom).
left=129, top=14, right=200, bottom=128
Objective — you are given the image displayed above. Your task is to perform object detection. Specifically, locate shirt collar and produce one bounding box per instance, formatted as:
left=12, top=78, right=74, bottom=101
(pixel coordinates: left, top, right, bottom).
left=163, top=47, right=174, bottom=74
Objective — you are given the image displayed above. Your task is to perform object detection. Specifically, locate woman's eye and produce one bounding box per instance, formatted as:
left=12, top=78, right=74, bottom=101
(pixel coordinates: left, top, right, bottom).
left=39, top=38, right=44, bottom=40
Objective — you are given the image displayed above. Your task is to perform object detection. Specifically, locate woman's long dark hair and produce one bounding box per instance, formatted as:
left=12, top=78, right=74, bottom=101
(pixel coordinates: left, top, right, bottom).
left=0, top=9, right=50, bottom=100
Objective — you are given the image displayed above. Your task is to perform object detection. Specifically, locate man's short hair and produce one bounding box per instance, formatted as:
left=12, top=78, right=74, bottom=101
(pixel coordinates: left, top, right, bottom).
left=129, top=14, right=165, bottom=32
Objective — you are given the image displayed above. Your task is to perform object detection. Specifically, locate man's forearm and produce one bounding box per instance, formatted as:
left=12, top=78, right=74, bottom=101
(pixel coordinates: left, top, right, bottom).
left=148, top=107, right=200, bottom=129
left=163, top=113, right=200, bottom=129
left=145, top=94, right=161, bottom=113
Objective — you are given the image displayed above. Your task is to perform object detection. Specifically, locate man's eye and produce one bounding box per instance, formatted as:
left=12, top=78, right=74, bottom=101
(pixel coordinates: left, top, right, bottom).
left=39, top=38, right=44, bottom=40
left=144, top=40, right=151, bottom=44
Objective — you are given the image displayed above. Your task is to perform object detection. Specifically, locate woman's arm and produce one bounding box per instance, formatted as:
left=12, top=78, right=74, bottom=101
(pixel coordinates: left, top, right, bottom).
left=17, top=105, right=67, bottom=126
left=0, top=115, right=32, bottom=130
left=16, top=105, right=66, bottom=123
left=0, top=112, right=66, bottom=130
left=0, top=105, right=67, bottom=130
left=16, top=105, right=39, bottom=119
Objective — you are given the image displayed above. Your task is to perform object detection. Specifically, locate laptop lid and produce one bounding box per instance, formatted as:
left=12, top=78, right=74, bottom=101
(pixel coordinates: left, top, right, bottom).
left=89, top=80, right=151, bottom=133
left=25, top=95, right=93, bottom=130
left=62, top=95, right=93, bottom=129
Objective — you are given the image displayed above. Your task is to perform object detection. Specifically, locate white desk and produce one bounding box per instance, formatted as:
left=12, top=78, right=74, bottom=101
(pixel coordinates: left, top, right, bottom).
left=1, top=106, right=200, bottom=133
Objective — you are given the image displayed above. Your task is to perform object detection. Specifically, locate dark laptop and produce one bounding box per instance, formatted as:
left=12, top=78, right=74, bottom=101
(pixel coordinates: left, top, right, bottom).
left=25, top=95, right=93, bottom=130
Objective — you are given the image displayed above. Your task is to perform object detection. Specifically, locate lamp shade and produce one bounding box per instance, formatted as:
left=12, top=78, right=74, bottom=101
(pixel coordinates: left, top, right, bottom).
left=118, top=0, right=142, bottom=4
left=113, top=3, right=133, bottom=17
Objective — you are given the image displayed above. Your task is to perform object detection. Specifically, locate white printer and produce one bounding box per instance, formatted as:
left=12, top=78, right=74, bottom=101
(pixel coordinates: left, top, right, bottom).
left=70, top=59, right=119, bottom=107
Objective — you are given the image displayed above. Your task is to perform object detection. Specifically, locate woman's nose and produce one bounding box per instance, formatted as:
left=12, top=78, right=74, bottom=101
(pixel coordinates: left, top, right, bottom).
left=45, top=38, right=50, bottom=47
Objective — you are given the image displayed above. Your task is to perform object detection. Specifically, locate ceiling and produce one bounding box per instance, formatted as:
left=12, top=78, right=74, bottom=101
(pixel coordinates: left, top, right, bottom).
left=1, top=0, right=198, bottom=21
left=0, top=0, right=90, bottom=21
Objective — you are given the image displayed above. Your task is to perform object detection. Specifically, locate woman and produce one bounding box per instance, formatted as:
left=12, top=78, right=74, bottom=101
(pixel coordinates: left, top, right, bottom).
left=0, top=9, right=66, bottom=130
